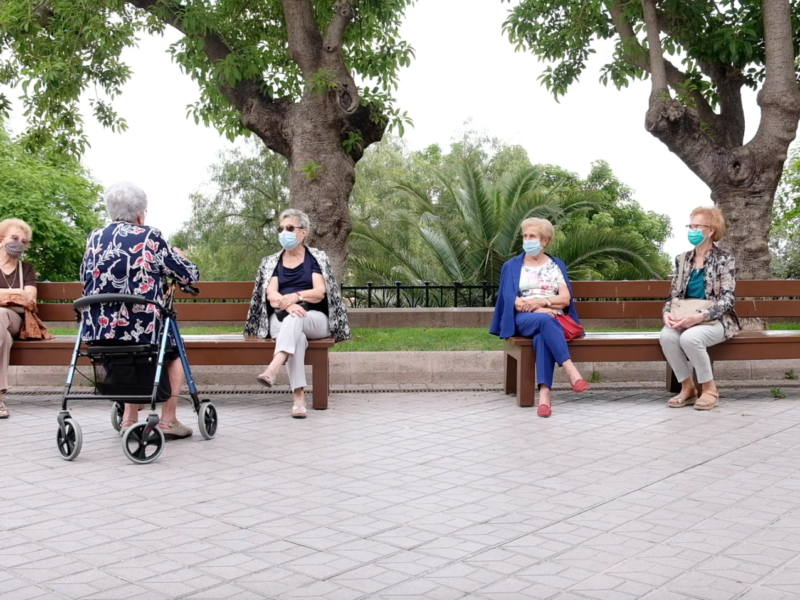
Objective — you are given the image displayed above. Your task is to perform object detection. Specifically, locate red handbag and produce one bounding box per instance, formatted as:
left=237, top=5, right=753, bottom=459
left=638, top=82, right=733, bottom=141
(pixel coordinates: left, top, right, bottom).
left=556, top=313, right=584, bottom=341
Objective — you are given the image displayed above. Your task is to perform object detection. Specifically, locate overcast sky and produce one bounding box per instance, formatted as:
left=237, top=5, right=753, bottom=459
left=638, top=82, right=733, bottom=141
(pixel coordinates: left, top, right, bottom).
left=9, top=0, right=763, bottom=259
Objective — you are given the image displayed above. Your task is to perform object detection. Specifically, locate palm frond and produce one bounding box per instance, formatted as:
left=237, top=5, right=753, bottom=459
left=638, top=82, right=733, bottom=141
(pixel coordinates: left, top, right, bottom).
left=548, top=227, right=665, bottom=281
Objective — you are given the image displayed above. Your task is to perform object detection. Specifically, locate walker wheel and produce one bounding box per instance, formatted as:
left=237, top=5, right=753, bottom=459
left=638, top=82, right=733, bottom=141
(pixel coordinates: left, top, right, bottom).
left=198, top=402, right=218, bottom=440
left=110, top=402, right=124, bottom=432
left=122, top=423, right=165, bottom=464
left=56, top=418, right=83, bottom=461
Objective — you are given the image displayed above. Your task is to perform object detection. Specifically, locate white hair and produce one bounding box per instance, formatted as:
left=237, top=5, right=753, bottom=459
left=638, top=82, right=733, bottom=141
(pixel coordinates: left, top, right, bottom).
left=105, top=181, right=148, bottom=223
left=279, top=208, right=311, bottom=231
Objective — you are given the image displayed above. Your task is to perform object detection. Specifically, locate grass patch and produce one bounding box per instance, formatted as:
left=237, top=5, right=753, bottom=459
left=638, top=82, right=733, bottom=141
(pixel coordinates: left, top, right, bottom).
left=46, top=327, right=504, bottom=351
left=770, top=322, right=800, bottom=330
left=334, top=328, right=502, bottom=352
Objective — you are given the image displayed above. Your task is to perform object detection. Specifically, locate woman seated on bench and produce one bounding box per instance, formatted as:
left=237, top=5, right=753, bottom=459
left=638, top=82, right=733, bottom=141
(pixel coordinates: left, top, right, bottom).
left=0, top=218, right=37, bottom=419
left=79, top=182, right=200, bottom=438
left=246, top=208, right=350, bottom=419
left=661, top=206, right=739, bottom=411
left=490, top=217, right=589, bottom=418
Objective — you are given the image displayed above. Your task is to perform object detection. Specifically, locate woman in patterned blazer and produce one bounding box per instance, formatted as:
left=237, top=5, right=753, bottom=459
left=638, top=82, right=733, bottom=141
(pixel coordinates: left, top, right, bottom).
left=245, top=209, right=350, bottom=418
left=660, top=206, right=740, bottom=411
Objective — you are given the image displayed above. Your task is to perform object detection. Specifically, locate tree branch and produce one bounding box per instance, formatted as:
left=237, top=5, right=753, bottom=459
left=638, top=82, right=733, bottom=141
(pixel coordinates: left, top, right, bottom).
left=749, top=0, right=800, bottom=157
left=125, top=0, right=291, bottom=157
left=281, top=0, right=323, bottom=77
left=641, top=0, right=668, bottom=100
left=605, top=1, right=719, bottom=132
left=323, top=1, right=354, bottom=54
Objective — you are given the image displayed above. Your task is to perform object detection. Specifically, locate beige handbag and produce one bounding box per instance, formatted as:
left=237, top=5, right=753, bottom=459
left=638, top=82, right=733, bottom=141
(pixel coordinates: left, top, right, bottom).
left=670, top=254, right=715, bottom=325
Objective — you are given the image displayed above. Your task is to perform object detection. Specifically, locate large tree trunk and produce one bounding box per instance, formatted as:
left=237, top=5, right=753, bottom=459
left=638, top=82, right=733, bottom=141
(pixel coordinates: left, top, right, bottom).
left=713, top=185, right=781, bottom=281
left=636, top=0, right=800, bottom=287
left=285, top=95, right=355, bottom=278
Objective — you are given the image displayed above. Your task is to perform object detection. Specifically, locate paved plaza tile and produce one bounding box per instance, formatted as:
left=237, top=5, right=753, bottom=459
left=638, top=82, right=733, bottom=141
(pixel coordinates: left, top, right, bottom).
left=2, top=387, right=800, bottom=599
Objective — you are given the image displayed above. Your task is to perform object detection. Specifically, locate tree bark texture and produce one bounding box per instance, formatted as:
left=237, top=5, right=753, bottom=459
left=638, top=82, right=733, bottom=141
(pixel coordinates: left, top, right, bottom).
left=633, top=0, right=800, bottom=280
left=127, top=0, right=383, bottom=280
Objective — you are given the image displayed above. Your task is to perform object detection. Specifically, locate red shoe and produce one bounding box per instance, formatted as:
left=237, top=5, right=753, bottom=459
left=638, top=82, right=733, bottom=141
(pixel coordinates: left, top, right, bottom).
left=571, top=379, right=589, bottom=393
left=537, top=403, right=552, bottom=418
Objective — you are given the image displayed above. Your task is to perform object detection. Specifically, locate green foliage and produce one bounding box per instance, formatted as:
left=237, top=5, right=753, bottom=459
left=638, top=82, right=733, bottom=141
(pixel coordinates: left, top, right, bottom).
left=170, top=140, right=289, bottom=281
left=785, top=369, right=798, bottom=380
left=300, top=160, right=323, bottom=180
left=343, top=131, right=364, bottom=155
left=0, top=0, right=415, bottom=155
left=589, top=370, right=602, bottom=383
left=770, top=144, right=800, bottom=277
left=309, top=68, right=338, bottom=96
left=501, top=0, right=797, bottom=103
left=0, top=125, right=102, bottom=281
left=771, top=387, right=787, bottom=399
left=347, top=131, right=670, bottom=286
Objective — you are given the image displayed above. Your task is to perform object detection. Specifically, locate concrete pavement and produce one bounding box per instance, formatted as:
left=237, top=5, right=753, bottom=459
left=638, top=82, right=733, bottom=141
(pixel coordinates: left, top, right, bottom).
left=3, top=387, right=800, bottom=599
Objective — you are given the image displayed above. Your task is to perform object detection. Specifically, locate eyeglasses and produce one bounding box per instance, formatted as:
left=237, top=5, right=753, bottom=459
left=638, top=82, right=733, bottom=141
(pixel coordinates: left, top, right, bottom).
left=685, top=224, right=709, bottom=231
left=277, top=225, right=304, bottom=233
left=6, top=234, right=30, bottom=246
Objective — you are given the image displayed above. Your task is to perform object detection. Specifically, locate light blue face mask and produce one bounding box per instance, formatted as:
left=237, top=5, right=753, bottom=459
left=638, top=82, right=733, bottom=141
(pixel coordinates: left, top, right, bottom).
left=279, top=230, right=300, bottom=250
left=523, top=239, right=542, bottom=256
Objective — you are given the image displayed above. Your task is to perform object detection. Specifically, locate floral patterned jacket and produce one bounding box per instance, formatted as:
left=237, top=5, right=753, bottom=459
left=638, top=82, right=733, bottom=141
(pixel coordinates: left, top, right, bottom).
left=79, top=223, right=200, bottom=344
left=663, top=245, right=740, bottom=339
left=244, top=247, right=350, bottom=342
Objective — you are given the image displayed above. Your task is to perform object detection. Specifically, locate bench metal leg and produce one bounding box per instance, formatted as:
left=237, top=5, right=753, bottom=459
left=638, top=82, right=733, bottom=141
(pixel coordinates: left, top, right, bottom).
left=517, top=345, right=536, bottom=408
left=311, top=351, right=329, bottom=411
left=666, top=365, right=681, bottom=393
left=504, top=352, right=517, bottom=395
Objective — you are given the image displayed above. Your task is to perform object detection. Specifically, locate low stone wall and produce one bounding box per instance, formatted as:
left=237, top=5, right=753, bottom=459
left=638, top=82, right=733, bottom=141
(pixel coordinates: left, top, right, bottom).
left=8, top=353, right=796, bottom=388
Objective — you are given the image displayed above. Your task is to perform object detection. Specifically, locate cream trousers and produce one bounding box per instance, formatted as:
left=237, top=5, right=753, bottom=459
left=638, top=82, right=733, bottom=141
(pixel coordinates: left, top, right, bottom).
left=659, top=322, right=726, bottom=385
left=269, top=311, right=331, bottom=391
left=0, top=307, right=22, bottom=392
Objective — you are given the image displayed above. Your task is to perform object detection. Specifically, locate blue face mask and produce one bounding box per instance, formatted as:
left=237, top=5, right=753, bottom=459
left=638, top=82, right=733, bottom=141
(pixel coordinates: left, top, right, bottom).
left=688, top=230, right=705, bottom=246
left=523, top=239, right=542, bottom=256
left=279, top=230, right=300, bottom=250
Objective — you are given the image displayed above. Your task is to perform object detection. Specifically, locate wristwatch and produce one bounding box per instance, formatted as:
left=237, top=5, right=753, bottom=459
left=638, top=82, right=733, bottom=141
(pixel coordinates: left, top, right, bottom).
left=545, top=298, right=552, bottom=307
left=297, top=293, right=304, bottom=302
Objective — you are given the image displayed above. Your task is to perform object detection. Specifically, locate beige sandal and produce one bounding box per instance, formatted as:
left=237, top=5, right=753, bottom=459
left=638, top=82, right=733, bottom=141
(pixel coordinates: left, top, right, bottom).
left=668, top=388, right=697, bottom=408
left=695, top=390, right=719, bottom=411
left=0, top=400, right=8, bottom=419
left=291, top=404, right=307, bottom=419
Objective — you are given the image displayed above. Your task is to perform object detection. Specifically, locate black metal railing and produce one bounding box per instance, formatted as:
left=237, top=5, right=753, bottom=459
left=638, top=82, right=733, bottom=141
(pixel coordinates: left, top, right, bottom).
left=341, top=281, right=499, bottom=308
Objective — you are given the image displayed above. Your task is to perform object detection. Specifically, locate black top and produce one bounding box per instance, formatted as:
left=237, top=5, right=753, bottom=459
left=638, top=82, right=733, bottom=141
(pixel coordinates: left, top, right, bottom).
left=272, top=250, right=328, bottom=315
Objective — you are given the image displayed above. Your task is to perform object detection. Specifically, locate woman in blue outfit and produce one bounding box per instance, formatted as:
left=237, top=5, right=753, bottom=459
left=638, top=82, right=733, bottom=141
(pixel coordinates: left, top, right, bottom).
left=490, top=218, right=589, bottom=417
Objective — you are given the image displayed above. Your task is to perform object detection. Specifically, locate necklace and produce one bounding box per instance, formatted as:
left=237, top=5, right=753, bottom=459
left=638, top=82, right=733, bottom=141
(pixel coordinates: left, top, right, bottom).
left=0, top=264, right=17, bottom=289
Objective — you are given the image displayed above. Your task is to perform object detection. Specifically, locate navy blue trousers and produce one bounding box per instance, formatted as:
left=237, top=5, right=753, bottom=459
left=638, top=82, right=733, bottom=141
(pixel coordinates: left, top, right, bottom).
left=514, top=312, right=571, bottom=388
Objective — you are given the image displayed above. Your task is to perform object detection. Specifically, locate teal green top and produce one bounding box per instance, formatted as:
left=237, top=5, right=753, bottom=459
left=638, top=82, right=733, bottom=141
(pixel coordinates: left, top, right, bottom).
left=686, top=268, right=706, bottom=299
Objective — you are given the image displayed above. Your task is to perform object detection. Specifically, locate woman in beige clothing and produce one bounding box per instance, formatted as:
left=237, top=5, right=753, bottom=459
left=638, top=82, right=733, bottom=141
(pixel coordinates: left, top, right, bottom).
left=0, top=218, right=37, bottom=418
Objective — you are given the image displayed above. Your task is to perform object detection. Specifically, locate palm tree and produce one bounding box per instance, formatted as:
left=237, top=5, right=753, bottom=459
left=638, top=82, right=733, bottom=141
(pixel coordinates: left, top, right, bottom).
left=350, top=160, right=667, bottom=287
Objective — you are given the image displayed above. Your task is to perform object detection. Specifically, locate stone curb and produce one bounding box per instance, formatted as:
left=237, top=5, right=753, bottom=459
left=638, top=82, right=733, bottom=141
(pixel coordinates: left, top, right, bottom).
left=8, top=350, right=800, bottom=387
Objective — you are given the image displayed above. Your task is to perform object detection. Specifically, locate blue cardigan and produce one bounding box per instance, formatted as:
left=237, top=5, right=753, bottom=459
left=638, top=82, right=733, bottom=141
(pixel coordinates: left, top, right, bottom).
left=489, top=253, right=583, bottom=339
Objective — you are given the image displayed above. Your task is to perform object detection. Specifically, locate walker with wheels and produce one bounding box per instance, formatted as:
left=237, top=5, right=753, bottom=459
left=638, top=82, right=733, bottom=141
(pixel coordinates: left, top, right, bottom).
left=57, top=281, right=218, bottom=464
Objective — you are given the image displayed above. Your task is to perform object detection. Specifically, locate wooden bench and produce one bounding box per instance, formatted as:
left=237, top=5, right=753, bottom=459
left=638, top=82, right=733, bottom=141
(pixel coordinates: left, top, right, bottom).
left=10, top=282, right=335, bottom=410
left=504, top=280, right=800, bottom=407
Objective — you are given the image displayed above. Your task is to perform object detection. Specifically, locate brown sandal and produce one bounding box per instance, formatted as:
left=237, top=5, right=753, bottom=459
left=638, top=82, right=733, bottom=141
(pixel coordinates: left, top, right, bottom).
left=668, top=388, right=697, bottom=408
left=695, top=390, right=719, bottom=411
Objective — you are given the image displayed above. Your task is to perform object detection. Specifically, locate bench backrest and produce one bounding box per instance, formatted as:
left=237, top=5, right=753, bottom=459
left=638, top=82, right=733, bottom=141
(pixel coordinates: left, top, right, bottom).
left=35, top=280, right=800, bottom=323
left=570, top=280, right=800, bottom=319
